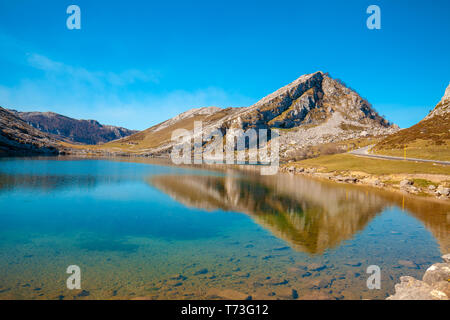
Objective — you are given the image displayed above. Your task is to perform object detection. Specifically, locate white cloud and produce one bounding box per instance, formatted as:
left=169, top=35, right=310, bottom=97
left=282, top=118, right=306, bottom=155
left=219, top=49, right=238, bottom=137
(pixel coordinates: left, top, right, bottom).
left=0, top=52, right=253, bottom=130
left=26, top=53, right=159, bottom=88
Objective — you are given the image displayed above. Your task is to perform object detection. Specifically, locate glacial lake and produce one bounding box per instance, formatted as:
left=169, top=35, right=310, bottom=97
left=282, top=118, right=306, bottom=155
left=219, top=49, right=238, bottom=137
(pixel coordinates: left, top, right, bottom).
left=0, top=157, right=448, bottom=300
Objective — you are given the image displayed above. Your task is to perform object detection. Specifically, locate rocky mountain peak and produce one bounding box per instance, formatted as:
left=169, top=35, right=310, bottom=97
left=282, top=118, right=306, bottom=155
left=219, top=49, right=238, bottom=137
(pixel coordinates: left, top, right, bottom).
left=96, top=72, right=398, bottom=160
left=442, top=83, right=450, bottom=102
left=235, top=71, right=392, bottom=131
left=425, top=82, right=450, bottom=119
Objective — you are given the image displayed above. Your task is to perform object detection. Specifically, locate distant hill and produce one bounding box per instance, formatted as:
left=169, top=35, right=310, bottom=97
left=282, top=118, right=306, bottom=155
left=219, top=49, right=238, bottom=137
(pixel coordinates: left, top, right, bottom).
left=9, top=110, right=138, bottom=145
left=373, top=83, right=450, bottom=161
left=0, top=107, right=60, bottom=155
left=99, top=71, right=397, bottom=159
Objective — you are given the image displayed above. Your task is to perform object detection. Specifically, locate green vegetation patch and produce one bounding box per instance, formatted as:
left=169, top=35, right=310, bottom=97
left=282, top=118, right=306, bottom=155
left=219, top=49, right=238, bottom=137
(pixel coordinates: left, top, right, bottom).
left=294, top=154, right=450, bottom=176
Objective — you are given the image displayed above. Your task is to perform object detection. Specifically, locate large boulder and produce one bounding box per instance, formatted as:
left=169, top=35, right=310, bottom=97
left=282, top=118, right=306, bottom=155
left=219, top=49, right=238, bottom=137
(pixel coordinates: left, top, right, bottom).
left=386, top=276, right=447, bottom=300
left=422, top=263, right=450, bottom=286
left=387, top=254, right=450, bottom=300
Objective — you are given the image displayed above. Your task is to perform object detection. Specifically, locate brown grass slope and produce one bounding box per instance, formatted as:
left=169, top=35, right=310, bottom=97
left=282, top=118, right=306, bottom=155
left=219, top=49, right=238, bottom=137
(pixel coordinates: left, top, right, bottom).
left=373, top=83, right=450, bottom=161
left=94, top=107, right=240, bottom=154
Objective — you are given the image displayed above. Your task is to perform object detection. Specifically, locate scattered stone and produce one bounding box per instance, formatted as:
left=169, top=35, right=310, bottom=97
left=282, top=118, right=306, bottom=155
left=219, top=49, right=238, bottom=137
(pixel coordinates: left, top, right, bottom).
left=436, top=185, right=450, bottom=196
left=307, top=263, right=327, bottom=272
left=334, top=176, right=357, bottom=183
left=268, top=279, right=289, bottom=286
left=172, top=282, right=183, bottom=287
left=294, top=263, right=309, bottom=270
left=344, top=261, right=362, bottom=267
left=273, top=246, right=290, bottom=251
left=301, top=271, right=312, bottom=278
left=400, top=179, right=413, bottom=188
left=292, top=289, right=299, bottom=299
left=194, top=268, right=208, bottom=275
left=398, top=260, right=419, bottom=269
left=77, top=290, right=90, bottom=297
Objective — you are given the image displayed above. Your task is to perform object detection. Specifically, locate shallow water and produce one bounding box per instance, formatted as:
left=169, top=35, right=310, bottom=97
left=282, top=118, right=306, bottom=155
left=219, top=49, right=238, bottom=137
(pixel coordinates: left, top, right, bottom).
left=0, top=157, right=448, bottom=300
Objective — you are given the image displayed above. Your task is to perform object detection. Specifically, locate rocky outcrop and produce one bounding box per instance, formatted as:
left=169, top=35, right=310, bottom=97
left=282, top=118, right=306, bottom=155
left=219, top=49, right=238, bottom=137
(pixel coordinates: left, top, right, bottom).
left=425, top=83, right=450, bottom=119
left=387, top=254, right=450, bottom=300
left=0, top=107, right=61, bottom=155
left=10, top=110, right=138, bottom=145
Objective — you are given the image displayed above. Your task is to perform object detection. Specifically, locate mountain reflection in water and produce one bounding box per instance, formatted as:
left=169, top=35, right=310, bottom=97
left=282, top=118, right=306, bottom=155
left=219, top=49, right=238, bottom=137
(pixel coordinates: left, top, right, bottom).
left=149, top=173, right=450, bottom=255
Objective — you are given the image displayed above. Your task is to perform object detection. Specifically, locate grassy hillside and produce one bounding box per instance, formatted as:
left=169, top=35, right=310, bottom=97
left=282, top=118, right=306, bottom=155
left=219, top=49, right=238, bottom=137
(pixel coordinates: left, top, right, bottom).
left=292, top=153, right=450, bottom=176
left=372, top=112, right=450, bottom=161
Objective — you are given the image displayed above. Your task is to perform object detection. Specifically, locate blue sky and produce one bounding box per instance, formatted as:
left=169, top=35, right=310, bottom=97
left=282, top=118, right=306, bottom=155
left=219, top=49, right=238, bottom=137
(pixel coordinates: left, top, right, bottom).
left=0, top=0, right=449, bottom=130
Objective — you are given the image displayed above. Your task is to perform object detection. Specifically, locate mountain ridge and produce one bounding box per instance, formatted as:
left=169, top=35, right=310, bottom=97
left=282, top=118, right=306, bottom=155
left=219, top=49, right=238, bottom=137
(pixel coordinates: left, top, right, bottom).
left=99, top=71, right=398, bottom=160
left=0, top=107, right=60, bottom=155
left=9, top=110, right=138, bottom=145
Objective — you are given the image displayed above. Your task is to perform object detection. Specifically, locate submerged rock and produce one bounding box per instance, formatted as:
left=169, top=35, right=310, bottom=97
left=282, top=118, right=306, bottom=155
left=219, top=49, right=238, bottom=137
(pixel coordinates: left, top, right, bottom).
left=397, top=260, right=419, bottom=269
left=387, top=254, right=449, bottom=300
left=194, top=268, right=208, bottom=275
left=307, top=263, right=327, bottom=272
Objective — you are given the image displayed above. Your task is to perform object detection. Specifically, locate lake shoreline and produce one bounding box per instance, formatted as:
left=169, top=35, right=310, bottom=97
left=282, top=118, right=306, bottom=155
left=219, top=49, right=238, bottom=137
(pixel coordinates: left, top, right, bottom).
left=3, top=151, right=449, bottom=202
left=280, top=164, right=450, bottom=202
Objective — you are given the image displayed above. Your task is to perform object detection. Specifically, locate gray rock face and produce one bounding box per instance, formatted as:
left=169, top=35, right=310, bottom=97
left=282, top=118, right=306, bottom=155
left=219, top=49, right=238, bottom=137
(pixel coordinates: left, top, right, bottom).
left=10, top=110, right=138, bottom=145
left=422, top=263, right=450, bottom=286
left=387, top=254, right=450, bottom=300
left=386, top=276, right=447, bottom=300
left=443, top=254, right=450, bottom=263
left=0, top=107, right=61, bottom=155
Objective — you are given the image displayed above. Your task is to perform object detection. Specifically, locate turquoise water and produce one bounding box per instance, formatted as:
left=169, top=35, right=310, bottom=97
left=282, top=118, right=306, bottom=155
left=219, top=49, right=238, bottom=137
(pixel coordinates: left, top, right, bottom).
left=0, top=157, right=448, bottom=300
